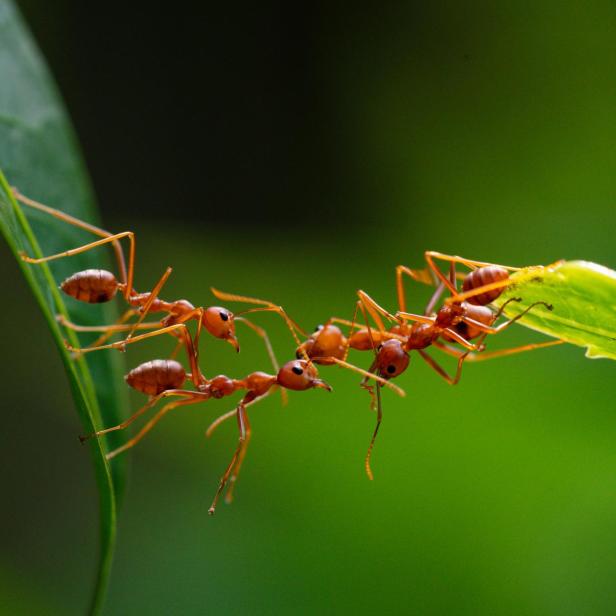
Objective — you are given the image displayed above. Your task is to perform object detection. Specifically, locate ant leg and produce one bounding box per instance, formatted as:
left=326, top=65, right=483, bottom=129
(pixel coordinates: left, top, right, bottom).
left=20, top=230, right=138, bottom=300
left=57, top=310, right=160, bottom=344
left=235, top=316, right=287, bottom=406
left=206, top=390, right=273, bottom=438
left=424, top=252, right=460, bottom=294
left=124, top=267, right=173, bottom=341
left=106, top=395, right=205, bottom=460
left=433, top=339, right=565, bottom=362
left=168, top=337, right=185, bottom=360
left=395, top=311, right=436, bottom=326
left=465, top=340, right=565, bottom=360
left=66, top=323, right=190, bottom=354
left=80, top=388, right=197, bottom=443
left=356, top=290, right=396, bottom=331
left=66, top=323, right=203, bottom=386
left=209, top=397, right=252, bottom=515
left=206, top=409, right=237, bottom=438
left=461, top=301, right=553, bottom=336
left=418, top=349, right=469, bottom=385
left=440, top=328, right=483, bottom=351
left=225, top=398, right=254, bottom=504
left=364, top=382, right=382, bottom=480
left=425, top=251, right=521, bottom=273
left=447, top=278, right=514, bottom=305
left=424, top=281, right=447, bottom=316
left=235, top=317, right=279, bottom=373
left=13, top=188, right=130, bottom=287
left=424, top=251, right=523, bottom=297
left=324, top=357, right=406, bottom=397
left=395, top=265, right=435, bottom=313
left=210, top=288, right=308, bottom=347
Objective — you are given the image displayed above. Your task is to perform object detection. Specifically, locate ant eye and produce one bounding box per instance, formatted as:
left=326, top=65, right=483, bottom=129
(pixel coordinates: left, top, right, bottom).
left=386, top=365, right=396, bottom=374
left=292, top=366, right=304, bottom=375
left=219, top=311, right=229, bottom=322
left=314, top=325, right=323, bottom=332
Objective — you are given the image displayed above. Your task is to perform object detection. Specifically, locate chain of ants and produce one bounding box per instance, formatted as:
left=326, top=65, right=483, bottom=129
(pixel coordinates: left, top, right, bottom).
left=15, top=189, right=564, bottom=514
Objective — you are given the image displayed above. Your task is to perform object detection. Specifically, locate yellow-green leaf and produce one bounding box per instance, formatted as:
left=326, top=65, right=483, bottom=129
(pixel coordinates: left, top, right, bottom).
left=498, top=260, right=616, bottom=360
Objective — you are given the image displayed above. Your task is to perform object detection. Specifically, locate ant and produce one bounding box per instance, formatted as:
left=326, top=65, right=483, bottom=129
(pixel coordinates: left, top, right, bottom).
left=80, top=349, right=400, bottom=514
left=267, top=252, right=563, bottom=479
left=14, top=188, right=298, bottom=381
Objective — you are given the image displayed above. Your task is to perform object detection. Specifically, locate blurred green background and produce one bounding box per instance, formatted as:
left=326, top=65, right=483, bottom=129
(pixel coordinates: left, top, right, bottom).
left=2, top=2, right=616, bottom=614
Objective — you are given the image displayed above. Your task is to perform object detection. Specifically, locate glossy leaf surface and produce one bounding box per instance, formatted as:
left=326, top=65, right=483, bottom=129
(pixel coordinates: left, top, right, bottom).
left=0, top=2, right=128, bottom=613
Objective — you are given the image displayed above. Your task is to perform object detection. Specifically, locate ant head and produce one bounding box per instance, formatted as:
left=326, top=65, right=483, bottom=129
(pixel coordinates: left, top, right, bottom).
left=202, top=306, right=239, bottom=352
left=375, top=339, right=410, bottom=379
left=277, top=360, right=332, bottom=392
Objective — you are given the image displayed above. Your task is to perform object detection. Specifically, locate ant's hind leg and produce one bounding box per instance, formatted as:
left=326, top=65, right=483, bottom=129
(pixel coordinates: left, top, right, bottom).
left=447, top=278, right=514, bottom=305
left=433, top=339, right=565, bottom=363
left=206, top=390, right=272, bottom=439
left=105, top=395, right=203, bottom=460
left=424, top=251, right=522, bottom=296
left=124, top=266, right=173, bottom=340
left=460, top=301, right=553, bottom=336
left=418, top=349, right=469, bottom=385
left=395, top=265, right=436, bottom=313
left=57, top=309, right=160, bottom=349
left=80, top=389, right=197, bottom=443
left=225, top=399, right=254, bottom=504
left=66, top=323, right=203, bottom=387
left=13, top=188, right=130, bottom=286
left=20, top=231, right=138, bottom=300
left=209, top=400, right=251, bottom=515
left=364, top=383, right=383, bottom=481
left=356, top=290, right=397, bottom=332
left=424, top=281, right=447, bottom=316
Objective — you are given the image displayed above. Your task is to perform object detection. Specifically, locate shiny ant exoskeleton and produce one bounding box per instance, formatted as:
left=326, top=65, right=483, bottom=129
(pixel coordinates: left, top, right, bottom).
left=14, top=189, right=297, bottom=380
left=80, top=350, right=398, bottom=514
left=282, top=252, right=563, bottom=479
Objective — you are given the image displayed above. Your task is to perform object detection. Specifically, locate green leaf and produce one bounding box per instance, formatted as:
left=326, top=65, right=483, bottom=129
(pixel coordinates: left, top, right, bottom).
left=0, top=2, right=128, bottom=613
left=497, top=260, right=616, bottom=360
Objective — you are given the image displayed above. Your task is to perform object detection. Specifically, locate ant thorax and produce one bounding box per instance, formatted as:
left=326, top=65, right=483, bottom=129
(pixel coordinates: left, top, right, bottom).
left=434, top=302, right=464, bottom=328
left=405, top=322, right=437, bottom=350
left=305, top=325, right=347, bottom=362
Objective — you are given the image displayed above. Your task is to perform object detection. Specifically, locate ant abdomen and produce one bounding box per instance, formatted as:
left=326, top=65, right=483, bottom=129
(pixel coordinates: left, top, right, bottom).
left=462, top=266, right=509, bottom=305
left=125, top=359, right=186, bottom=396
left=60, top=269, right=119, bottom=303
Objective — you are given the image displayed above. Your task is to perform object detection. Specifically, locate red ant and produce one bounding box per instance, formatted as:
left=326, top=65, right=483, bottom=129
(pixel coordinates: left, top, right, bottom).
left=268, top=252, right=563, bottom=479
left=80, top=350, right=400, bottom=514
left=14, top=189, right=298, bottom=381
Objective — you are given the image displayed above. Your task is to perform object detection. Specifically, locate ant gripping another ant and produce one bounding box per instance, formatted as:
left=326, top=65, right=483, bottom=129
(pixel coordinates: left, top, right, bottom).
left=14, top=188, right=303, bottom=382
left=277, top=252, right=564, bottom=479
left=80, top=343, right=402, bottom=514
